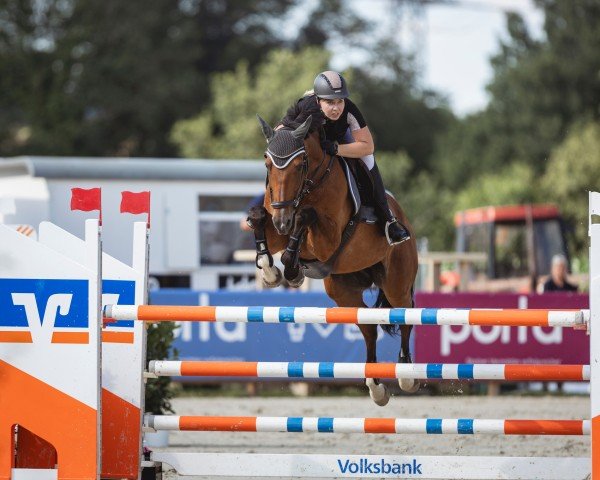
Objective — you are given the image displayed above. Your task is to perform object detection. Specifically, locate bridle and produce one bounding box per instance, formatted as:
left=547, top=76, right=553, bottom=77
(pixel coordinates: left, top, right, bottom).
left=266, top=140, right=335, bottom=210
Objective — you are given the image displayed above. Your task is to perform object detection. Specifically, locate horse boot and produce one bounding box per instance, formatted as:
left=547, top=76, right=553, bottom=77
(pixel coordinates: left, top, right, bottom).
left=247, top=206, right=283, bottom=288
left=369, top=164, right=411, bottom=245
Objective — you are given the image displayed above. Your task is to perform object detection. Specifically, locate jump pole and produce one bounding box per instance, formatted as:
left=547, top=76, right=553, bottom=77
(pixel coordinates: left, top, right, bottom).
left=105, top=305, right=587, bottom=327
left=149, top=360, right=591, bottom=382
left=145, top=415, right=589, bottom=436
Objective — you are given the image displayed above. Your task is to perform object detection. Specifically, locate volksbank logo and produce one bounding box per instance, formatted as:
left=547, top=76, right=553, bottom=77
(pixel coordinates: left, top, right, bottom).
left=0, top=278, right=89, bottom=344
left=337, top=457, right=423, bottom=476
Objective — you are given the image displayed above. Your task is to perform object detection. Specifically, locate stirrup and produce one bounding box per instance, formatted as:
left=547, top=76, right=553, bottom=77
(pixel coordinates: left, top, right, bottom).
left=385, top=220, right=411, bottom=246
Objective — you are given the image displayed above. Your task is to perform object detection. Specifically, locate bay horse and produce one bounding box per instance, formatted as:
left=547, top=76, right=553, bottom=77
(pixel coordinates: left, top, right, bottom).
left=248, top=114, right=419, bottom=406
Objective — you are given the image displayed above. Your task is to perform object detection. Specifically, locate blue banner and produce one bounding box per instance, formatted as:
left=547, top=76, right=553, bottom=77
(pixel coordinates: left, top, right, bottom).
left=150, top=290, right=410, bottom=363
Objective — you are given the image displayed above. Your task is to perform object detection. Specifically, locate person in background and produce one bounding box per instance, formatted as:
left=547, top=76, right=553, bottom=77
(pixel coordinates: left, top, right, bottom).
left=541, top=254, right=578, bottom=292
left=240, top=193, right=265, bottom=231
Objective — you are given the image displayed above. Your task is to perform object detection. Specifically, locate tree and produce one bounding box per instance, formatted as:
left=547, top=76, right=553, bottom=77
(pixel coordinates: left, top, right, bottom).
left=2, top=0, right=371, bottom=157
left=541, top=121, right=600, bottom=258
left=294, top=0, right=371, bottom=48
left=454, top=162, right=539, bottom=211
left=377, top=151, right=455, bottom=251
left=171, top=47, right=330, bottom=159
left=351, top=37, right=453, bottom=172
left=432, top=2, right=600, bottom=191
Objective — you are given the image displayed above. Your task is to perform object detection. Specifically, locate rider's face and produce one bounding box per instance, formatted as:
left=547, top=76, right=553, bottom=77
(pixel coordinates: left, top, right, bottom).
left=319, top=98, right=345, bottom=121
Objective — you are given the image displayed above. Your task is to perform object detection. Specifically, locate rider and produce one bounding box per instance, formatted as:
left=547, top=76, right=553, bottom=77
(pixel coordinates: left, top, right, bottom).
left=280, top=70, right=411, bottom=245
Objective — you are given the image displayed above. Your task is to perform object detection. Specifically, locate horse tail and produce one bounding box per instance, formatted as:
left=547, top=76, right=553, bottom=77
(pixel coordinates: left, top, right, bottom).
left=375, top=289, right=400, bottom=337
left=376, top=284, right=416, bottom=337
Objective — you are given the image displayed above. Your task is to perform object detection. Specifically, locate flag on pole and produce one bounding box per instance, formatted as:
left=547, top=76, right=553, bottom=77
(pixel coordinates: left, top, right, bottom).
left=71, top=188, right=101, bottom=211
left=120, top=191, right=151, bottom=226
left=70, top=187, right=102, bottom=224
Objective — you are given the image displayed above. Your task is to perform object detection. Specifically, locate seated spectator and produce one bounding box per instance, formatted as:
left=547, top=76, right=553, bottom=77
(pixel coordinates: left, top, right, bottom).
left=541, top=254, right=578, bottom=292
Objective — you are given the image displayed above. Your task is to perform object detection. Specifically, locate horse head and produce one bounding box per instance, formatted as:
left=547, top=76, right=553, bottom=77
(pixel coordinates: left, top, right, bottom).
left=257, top=114, right=313, bottom=235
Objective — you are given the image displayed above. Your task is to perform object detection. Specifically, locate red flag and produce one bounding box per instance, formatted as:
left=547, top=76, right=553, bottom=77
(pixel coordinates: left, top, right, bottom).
left=120, top=191, right=151, bottom=226
left=71, top=187, right=101, bottom=212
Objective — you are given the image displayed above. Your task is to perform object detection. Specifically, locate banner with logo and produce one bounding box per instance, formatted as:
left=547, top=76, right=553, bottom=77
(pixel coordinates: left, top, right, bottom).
left=413, top=292, right=588, bottom=364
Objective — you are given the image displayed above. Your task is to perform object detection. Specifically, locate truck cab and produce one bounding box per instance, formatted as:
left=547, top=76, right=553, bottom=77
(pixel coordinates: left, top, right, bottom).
left=454, top=204, right=570, bottom=292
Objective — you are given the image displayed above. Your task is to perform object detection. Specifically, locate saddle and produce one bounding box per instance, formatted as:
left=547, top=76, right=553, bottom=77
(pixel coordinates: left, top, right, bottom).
left=298, top=157, right=378, bottom=279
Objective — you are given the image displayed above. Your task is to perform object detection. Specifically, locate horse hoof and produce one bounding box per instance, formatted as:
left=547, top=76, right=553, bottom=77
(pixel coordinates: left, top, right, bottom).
left=368, top=382, right=390, bottom=406
left=262, top=267, right=283, bottom=288
left=286, top=270, right=305, bottom=288
left=399, top=378, right=420, bottom=393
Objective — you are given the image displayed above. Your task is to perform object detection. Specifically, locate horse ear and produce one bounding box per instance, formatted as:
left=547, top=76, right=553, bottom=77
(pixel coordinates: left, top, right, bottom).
left=256, top=114, right=274, bottom=142
left=291, top=115, right=312, bottom=140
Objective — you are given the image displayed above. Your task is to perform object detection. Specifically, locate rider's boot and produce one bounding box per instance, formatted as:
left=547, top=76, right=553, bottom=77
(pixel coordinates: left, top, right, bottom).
left=369, top=164, right=411, bottom=246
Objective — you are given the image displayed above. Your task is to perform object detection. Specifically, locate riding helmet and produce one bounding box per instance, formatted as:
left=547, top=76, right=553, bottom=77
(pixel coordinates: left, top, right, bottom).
left=313, top=71, right=349, bottom=99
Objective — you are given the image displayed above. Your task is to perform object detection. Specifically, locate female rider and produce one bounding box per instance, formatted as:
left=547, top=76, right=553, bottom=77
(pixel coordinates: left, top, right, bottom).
left=280, top=70, right=410, bottom=245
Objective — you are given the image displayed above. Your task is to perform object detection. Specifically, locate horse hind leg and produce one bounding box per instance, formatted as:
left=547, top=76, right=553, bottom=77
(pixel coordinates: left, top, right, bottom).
left=360, top=324, right=391, bottom=406
left=398, top=325, right=420, bottom=393
left=324, top=275, right=390, bottom=406
left=377, top=290, right=420, bottom=393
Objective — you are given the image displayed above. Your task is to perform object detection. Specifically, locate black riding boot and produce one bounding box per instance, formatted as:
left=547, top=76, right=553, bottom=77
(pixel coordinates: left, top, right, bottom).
left=370, top=164, right=411, bottom=245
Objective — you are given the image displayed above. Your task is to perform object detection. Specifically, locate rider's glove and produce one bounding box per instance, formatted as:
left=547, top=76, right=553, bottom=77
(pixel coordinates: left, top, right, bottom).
left=322, top=140, right=338, bottom=156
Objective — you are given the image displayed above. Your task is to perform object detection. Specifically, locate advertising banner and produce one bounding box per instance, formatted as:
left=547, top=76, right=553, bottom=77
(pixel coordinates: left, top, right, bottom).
left=413, top=292, right=588, bottom=364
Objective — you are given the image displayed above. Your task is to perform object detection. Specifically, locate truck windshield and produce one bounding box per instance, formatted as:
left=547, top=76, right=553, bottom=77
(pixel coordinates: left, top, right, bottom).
left=494, top=219, right=566, bottom=278
left=495, top=223, right=528, bottom=278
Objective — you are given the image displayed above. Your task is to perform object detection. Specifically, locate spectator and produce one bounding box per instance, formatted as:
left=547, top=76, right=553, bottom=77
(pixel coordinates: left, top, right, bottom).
left=240, top=193, right=265, bottom=231
left=541, top=254, right=578, bottom=292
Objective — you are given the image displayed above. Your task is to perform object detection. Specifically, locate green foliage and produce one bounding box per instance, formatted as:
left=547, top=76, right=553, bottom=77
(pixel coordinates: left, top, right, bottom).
left=1, top=0, right=371, bottom=157
left=376, top=151, right=455, bottom=251
left=454, top=163, right=540, bottom=211
left=432, top=2, right=600, bottom=193
left=171, top=47, right=330, bottom=159
left=541, top=121, right=600, bottom=255
left=144, top=322, right=178, bottom=415
left=351, top=37, right=454, bottom=171
left=295, top=0, right=372, bottom=48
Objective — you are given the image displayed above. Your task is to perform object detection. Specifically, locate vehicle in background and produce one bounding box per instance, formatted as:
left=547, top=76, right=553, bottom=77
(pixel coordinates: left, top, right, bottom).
left=0, top=157, right=267, bottom=290
left=454, top=204, right=571, bottom=292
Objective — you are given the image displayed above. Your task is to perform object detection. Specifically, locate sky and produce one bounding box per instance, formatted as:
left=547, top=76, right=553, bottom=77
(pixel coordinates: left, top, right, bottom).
left=333, top=0, right=545, bottom=116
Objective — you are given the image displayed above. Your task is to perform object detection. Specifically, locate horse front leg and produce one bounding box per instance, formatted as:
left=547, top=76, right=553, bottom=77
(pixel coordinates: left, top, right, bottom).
left=281, top=207, right=317, bottom=288
left=247, top=206, right=283, bottom=288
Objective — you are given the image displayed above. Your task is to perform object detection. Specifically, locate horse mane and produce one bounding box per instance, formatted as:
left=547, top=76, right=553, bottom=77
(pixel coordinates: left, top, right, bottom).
left=281, top=96, right=324, bottom=136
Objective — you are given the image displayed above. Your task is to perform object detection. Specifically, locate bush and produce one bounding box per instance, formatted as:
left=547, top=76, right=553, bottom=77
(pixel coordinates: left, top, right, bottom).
left=144, top=322, right=179, bottom=415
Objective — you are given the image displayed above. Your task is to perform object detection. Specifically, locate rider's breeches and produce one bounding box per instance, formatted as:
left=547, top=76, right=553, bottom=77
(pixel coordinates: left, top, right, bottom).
left=341, top=129, right=375, bottom=170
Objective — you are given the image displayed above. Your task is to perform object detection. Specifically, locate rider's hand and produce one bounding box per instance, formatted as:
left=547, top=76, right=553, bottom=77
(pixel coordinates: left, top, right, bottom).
left=322, top=140, right=338, bottom=156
